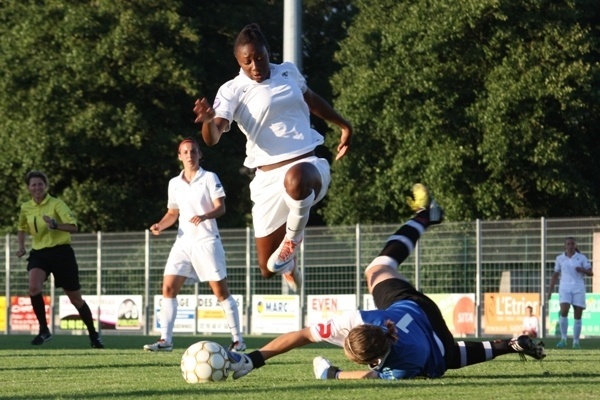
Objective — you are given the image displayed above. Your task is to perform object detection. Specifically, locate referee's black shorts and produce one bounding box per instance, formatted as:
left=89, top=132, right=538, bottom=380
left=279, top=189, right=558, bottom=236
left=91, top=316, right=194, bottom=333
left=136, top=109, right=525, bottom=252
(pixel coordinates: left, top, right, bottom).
left=27, top=244, right=81, bottom=291
left=372, top=278, right=456, bottom=366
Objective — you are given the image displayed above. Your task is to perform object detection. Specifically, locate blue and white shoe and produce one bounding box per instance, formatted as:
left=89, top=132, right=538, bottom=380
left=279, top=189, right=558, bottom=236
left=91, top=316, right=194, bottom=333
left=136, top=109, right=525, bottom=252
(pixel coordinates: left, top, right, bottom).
left=228, top=340, right=246, bottom=353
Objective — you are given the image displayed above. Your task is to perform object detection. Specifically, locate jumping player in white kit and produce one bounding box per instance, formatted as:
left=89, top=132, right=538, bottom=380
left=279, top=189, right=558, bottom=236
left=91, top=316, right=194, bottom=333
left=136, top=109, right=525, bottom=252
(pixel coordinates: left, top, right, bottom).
left=193, top=23, right=353, bottom=292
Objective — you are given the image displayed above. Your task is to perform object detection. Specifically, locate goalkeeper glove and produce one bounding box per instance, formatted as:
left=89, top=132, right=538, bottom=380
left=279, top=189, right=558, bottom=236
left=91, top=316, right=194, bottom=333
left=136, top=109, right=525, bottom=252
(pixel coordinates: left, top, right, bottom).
left=313, top=356, right=341, bottom=379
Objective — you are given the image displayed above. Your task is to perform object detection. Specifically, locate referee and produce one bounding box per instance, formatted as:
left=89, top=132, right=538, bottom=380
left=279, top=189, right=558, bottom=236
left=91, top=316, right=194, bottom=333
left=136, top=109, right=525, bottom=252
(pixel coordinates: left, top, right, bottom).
left=17, top=170, right=104, bottom=348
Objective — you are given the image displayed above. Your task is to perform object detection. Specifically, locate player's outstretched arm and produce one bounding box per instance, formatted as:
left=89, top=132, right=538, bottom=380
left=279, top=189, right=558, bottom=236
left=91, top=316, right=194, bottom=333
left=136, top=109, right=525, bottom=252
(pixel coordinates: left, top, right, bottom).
left=259, top=327, right=315, bottom=360
left=228, top=327, right=316, bottom=380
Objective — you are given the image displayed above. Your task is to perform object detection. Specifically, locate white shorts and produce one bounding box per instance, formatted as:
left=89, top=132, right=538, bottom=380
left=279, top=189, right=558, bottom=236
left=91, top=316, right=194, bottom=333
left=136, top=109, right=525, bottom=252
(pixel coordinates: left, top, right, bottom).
left=250, top=156, right=331, bottom=237
left=163, top=239, right=227, bottom=283
left=558, top=286, right=587, bottom=309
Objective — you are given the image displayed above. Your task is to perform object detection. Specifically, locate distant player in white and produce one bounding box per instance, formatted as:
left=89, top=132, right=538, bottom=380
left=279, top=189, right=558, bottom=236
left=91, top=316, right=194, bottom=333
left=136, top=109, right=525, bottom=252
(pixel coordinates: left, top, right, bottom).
left=192, top=23, right=353, bottom=292
left=143, top=138, right=245, bottom=353
left=522, top=305, right=539, bottom=338
left=548, top=236, right=593, bottom=349
left=227, top=185, right=546, bottom=381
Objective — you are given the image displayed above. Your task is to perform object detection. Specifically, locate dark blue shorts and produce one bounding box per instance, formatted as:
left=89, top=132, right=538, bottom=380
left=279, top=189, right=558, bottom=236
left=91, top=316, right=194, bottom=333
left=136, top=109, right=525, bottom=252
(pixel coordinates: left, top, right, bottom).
left=27, top=244, right=81, bottom=291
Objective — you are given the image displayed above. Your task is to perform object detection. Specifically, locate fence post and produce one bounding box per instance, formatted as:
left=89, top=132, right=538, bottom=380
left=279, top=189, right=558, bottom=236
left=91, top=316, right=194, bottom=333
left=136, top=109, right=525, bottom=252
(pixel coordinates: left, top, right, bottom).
left=194, top=282, right=199, bottom=335
left=299, top=238, right=305, bottom=325
left=355, top=224, right=361, bottom=307
left=540, top=217, right=546, bottom=339
left=144, top=229, right=150, bottom=336
left=5, top=234, right=10, bottom=334
left=414, top=241, right=420, bottom=291
left=245, top=226, right=251, bottom=335
left=476, top=219, right=482, bottom=337
left=96, top=231, right=102, bottom=335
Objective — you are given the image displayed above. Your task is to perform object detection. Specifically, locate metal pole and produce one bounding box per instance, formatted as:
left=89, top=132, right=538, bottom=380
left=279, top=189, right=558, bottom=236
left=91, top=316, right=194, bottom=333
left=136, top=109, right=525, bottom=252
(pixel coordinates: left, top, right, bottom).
left=144, top=229, right=150, bottom=336
left=299, top=237, right=305, bottom=328
left=476, top=219, right=482, bottom=337
left=414, top=241, right=420, bottom=291
left=5, top=234, right=11, bottom=334
left=245, top=227, right=252, bottom=335
left=283, top=0, right=302, bottom=70
left=355, top=224, right=361, bottom=307
left=540, top=217, right=546, bottom=338
left=96, top=231, right=102, bottom=335
left=194, top=282, right=199, bottom=335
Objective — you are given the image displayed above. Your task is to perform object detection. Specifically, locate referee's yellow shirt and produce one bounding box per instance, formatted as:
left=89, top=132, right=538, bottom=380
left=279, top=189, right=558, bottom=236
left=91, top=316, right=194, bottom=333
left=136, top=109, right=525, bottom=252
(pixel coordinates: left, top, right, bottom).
left=17, top=195, right=77, bottom=250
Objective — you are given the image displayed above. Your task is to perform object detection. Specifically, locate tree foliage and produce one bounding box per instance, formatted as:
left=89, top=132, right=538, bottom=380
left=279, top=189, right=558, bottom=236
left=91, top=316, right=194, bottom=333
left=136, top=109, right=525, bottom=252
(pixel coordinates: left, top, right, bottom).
left=0, top=0, right=285, bottom=233
left=323, top=0, right=600, bottom=224
left=1, top=0, right=598, bottom=234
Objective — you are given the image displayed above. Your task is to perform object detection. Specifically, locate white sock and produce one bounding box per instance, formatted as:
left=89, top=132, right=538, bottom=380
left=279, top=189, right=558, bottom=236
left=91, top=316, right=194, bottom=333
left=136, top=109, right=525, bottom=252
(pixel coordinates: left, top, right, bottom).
left=573, top=319, right=582, bottom=343
left=283, top=191, right=315, bottom=243
left=220, top=296, right=242, bottom=343
left=559, top=316, right=569, bottom=340
left=160, top=297, right=178, bottom=344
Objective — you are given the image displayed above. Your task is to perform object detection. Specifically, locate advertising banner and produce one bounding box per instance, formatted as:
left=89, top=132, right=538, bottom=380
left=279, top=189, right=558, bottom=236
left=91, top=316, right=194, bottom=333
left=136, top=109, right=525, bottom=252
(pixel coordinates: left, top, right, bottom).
left=483, top=293, right=539, bottom=335
left=0, top=296, right=6, bottom=331
left=427, top=294, right=475, bottom=335
left=10, top=296, right=51, bottom=332
left=152, top=294, right=244, bottom=333
left=305, top=294, right=357, bottom=326
left=251, top=295, right=300, bottom=334
left=59, top=295, right=143, bottom=330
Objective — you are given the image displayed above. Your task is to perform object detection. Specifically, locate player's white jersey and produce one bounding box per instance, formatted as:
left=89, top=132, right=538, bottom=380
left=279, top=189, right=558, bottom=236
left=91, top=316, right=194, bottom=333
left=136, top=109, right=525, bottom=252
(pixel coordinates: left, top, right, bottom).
left=213, top=62, right=324, bottom=169
left=167, top=168, right=225, bottom=244
left=554, top=251, right=591, bottom=289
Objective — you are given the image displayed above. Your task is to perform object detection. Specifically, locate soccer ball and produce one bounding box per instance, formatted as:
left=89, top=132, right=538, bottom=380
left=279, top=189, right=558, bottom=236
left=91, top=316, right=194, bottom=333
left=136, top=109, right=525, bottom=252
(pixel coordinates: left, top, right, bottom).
left=181, top=340, right=231, bottom=383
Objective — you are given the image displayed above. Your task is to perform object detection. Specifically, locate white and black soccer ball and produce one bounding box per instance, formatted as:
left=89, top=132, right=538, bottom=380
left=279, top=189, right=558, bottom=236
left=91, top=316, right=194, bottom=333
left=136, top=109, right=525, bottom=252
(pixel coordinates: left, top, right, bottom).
left=181, top=340, right=231, bottom=383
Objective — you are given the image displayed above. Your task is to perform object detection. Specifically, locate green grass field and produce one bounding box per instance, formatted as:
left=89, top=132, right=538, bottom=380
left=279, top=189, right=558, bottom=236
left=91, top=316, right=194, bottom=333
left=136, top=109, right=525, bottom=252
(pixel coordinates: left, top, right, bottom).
left=1, top=334, right=599, bottom=400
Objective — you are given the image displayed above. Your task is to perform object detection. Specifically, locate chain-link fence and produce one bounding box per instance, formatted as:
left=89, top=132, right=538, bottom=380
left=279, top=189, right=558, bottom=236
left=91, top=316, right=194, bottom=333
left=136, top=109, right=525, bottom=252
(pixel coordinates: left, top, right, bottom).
left=2, top=217, right=598, bottom=338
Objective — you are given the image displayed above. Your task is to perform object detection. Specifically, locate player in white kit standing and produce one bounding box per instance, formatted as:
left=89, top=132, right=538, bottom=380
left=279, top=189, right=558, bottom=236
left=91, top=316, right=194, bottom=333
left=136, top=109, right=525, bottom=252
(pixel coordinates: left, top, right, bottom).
left=548, top=236, right=593, bottom=349
left=144, top=138, right=245, bottom=353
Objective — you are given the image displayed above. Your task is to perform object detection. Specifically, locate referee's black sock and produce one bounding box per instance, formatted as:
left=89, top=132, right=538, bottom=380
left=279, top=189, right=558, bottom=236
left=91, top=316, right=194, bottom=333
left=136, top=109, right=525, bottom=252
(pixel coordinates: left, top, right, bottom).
left=77, top=301, right=98, bottom=335
left=30, top=293, right=49, bottom=332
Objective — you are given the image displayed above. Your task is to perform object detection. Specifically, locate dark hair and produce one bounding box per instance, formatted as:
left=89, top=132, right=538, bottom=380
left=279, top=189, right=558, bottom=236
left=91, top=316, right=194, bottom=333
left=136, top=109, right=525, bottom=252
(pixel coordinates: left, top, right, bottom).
left=24, top=170, right=49, bottom=186
left=344, top=320, right=397, bottom=365
left=234, top=23, right=270, bottom=54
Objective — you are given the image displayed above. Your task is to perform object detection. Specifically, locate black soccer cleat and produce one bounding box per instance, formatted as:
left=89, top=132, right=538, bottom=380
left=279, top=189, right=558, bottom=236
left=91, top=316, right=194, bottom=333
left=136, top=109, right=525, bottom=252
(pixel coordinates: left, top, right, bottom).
left=509, top=334, right=546, bottom=361
left=31, top=330, right=53, bottom=345
left=90, top=332, right=105, bottom=349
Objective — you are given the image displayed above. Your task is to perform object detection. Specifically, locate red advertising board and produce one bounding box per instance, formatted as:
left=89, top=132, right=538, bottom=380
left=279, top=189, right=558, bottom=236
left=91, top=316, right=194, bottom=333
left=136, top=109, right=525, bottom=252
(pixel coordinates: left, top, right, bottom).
left=10, top=296, right=51, bottom=332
